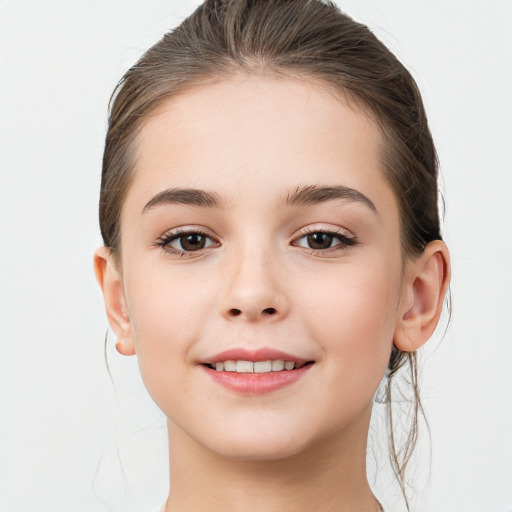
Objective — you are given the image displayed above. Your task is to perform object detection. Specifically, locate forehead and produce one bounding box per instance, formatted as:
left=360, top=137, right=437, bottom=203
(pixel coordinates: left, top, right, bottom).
left=124, top=74, right=396, bottom=218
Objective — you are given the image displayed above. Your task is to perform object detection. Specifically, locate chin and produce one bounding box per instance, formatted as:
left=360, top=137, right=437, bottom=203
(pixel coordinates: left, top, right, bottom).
left=198, top=420, right=318, bottom=462
left=212, top=436, right=309, bottom=462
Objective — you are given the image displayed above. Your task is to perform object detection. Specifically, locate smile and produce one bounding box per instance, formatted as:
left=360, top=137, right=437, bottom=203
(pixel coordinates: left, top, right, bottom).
left=200, top=348, right=315, bottom=395
left=204, top=360, right=310, bottom=373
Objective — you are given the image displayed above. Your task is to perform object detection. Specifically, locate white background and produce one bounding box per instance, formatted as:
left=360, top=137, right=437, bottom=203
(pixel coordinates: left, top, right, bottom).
left=1, top=1, right=511, bottom=511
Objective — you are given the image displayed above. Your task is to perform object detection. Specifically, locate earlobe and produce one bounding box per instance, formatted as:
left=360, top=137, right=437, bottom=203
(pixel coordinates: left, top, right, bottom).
left=94, top=247, right=136, bottom=356
left=394, top=240, right=451, bottom=352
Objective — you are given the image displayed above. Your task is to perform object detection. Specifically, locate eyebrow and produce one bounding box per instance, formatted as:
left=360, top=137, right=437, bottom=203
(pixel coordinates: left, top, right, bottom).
left=142, top=188, right=225, bottom=213
left=283, top=184, right=377, bottom=213
left=142, top=184, right=377, bottom=214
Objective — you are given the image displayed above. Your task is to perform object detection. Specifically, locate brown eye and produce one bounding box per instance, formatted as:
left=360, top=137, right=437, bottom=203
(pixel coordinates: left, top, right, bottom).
left=179, top=233, right=207, bottom=251
left=306, top=232, right=334, bottom=250
left=294, top=229, right=357, bottom=254
left=157, top=229, right=218, bottom=255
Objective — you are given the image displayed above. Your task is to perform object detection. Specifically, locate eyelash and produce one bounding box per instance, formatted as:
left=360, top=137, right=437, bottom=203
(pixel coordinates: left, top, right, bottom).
left=155, top=228, right=219, bottom=258
left=293, top=227, right=358, bottom=255
left=155, top=227, right=358, bottom=258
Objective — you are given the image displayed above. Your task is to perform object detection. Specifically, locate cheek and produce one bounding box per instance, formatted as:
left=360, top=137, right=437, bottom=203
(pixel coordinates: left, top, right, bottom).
left=300, top=258, right=400, bottom=335
left=125, top=256, right=212, bottom=333
left=122, top=262, right=215, bottom=395
left=296, top=259, right=401, bottom=392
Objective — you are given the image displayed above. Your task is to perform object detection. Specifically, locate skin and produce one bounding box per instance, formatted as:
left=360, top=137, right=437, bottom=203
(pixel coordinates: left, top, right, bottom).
left=95, top=74, right=450, bottom=512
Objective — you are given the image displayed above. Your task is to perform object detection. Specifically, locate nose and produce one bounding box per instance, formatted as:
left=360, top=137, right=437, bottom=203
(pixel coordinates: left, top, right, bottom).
left=219, top=243, right=289, bottom=323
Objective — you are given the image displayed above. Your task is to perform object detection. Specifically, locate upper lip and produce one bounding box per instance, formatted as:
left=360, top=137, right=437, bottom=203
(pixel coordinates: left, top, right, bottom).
left=200, top=347, right=312, bottom=366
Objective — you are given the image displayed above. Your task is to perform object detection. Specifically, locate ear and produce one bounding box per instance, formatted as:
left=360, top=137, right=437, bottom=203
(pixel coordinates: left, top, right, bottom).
left=394, top=240, right=451, bottom=352
left=94, top=247, right=136, bottom=356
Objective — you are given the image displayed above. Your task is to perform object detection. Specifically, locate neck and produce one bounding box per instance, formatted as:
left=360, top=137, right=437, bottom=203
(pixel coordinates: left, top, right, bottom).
left=164, top=404, right=380, bottom=512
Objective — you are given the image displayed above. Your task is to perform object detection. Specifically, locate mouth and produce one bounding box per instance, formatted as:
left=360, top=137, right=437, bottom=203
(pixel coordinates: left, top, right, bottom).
left=201, top=360, right=314, bottom=395
left=203, top=359, right=314, bottom=373
left=199, top=348, right=315, bottom=394
left=199, top=347, right=315, bottom=373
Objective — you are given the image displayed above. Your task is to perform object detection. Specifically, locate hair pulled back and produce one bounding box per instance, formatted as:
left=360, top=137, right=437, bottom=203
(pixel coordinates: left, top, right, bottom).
left=99, top=0, right=443, bottom=507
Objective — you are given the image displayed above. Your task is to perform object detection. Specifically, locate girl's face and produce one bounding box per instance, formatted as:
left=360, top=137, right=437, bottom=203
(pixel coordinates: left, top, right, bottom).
left=115, top=75, right=408, bottom=459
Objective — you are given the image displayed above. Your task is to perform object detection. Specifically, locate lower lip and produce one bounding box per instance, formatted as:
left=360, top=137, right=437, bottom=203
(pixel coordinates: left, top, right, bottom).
left=201, top=364, right=313, bottom=395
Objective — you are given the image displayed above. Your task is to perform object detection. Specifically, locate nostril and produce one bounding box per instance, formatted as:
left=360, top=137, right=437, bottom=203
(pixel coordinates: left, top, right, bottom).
left=228, top=307, right=276, bottom=317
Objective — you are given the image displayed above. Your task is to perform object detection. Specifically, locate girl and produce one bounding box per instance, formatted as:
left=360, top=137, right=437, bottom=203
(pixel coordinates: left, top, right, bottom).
left=94, top=1, right=450, bottom=510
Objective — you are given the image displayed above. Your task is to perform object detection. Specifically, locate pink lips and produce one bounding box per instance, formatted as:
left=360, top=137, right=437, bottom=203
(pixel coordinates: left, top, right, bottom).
left=202, top=347, right=310, bottom=366
left=199, top=347, right=314, bottom=395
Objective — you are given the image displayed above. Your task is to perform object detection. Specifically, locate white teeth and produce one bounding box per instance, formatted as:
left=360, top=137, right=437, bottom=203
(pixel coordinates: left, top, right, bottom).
left=271, top=360, right=285, bottom=371
left=224, top=360, right=237, bottom=371
left=209, top=359, right=298, bottom=373
left=254, top=361, right=272, bottom=373
left=236, top=360, right=254, bottom=373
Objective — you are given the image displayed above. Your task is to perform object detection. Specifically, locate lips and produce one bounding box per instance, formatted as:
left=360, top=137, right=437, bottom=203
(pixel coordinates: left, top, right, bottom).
left=206, top=360, right=300, bottom=373
left=200, top=347, right=311, bottom=367
left=199, top=347, right=315, bottom=395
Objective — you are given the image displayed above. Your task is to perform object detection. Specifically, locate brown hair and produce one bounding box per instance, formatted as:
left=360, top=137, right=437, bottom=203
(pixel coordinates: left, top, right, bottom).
left=99, top=0, right=444, bottom=508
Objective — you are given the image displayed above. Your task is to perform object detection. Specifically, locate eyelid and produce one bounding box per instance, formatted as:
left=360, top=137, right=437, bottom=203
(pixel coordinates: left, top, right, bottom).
left=294, top=224, right=355, bottom=239
left=294, top=223, right=355, bottom=238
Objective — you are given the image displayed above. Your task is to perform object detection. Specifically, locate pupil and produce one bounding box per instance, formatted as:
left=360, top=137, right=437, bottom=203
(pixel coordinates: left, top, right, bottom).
left=181, top=234, right=205, bottom=251
left=308, top=232, right=333, bottom=249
